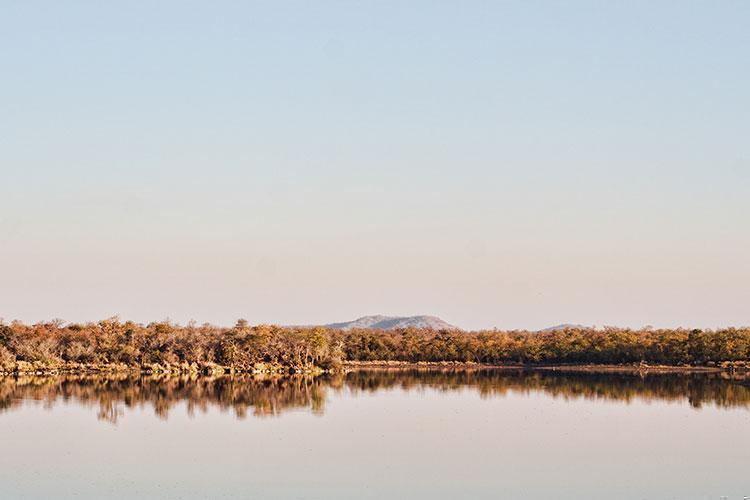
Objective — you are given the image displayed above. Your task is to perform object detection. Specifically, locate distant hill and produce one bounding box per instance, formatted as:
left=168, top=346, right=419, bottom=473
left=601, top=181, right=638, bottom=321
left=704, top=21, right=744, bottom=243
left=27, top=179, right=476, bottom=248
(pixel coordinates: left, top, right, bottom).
left=326, top=315, right=458, bottom=331
left=538, top=324, right=587, bottom=332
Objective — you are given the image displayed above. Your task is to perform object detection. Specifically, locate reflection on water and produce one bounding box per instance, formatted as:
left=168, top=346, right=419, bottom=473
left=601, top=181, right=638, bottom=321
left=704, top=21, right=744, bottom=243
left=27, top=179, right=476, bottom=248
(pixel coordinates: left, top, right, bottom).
left=1, top=369, right=748, bottom=423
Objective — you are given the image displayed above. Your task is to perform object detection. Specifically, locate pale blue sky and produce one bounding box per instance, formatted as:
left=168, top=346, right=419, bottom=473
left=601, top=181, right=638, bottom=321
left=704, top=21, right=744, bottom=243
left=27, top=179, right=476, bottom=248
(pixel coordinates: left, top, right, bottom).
left=1, top=1, right=749, bottom=329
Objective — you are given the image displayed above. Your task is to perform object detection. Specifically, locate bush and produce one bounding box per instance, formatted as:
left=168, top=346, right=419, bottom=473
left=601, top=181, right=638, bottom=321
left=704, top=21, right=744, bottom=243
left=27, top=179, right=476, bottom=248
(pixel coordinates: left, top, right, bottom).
left=0, top=319, right=747, bottom=370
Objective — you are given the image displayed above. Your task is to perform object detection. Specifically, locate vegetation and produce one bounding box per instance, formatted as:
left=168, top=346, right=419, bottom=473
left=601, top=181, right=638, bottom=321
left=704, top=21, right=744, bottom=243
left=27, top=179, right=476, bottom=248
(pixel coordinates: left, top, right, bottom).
left=1, top=318, right=749, bottom=374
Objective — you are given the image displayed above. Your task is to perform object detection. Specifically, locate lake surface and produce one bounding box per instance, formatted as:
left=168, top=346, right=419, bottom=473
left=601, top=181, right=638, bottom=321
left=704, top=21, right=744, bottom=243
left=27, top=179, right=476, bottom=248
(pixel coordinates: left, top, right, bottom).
left=1, top=369, right=748, bottom=499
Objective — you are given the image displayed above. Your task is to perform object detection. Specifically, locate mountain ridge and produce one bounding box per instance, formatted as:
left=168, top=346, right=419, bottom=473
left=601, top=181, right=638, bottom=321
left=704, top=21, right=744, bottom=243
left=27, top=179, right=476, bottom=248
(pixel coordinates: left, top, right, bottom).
left=325, top=315, right=458, bottom=331
left=538, top=324, right=588, bottom=332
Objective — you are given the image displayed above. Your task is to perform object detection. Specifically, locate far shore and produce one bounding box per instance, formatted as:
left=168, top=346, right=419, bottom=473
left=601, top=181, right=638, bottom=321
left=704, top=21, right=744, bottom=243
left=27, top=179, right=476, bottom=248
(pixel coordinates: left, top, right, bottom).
left=1, top=360, right=748, bottom=377
left=342, top=360, right=747, bottom=374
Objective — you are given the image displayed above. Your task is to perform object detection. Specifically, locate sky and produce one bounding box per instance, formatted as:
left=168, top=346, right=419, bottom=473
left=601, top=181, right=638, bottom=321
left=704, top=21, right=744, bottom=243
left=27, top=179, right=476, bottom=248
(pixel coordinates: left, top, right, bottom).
left=1, top=1, right=749, bottom=330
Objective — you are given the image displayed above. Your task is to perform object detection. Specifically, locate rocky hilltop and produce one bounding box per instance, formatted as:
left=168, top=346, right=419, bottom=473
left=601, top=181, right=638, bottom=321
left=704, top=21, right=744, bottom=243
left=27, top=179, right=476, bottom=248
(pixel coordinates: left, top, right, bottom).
left=326, top=315, right=457, bottom=331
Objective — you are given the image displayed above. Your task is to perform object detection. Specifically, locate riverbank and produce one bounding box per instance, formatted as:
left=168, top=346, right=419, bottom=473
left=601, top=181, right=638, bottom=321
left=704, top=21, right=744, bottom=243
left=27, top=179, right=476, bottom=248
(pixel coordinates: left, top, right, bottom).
left=2, top=359, right=748, bottom=377
left=3, top=320, right=749, bottom=374
left=0, top=360, right=324, bottom=377
left=342, top=360, right=749, bottom=374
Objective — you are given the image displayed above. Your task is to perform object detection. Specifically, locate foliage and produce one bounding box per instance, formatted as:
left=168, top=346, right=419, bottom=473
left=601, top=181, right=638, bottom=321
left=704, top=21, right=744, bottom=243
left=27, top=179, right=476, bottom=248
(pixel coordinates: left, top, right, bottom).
left=0, top=319, right=748, bottom=370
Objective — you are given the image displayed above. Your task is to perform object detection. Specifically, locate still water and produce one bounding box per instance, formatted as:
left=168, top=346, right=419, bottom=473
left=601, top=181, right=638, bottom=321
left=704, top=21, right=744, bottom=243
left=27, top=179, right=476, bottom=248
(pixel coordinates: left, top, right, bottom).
left=0, top=369, right=748, bottom=499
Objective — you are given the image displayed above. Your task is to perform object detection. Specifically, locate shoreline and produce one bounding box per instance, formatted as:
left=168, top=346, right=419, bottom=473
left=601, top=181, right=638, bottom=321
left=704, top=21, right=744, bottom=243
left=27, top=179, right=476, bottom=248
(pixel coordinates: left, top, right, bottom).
left=2, top=360, right=748, bottom=377
left=341, top=360, right=745, bottom=374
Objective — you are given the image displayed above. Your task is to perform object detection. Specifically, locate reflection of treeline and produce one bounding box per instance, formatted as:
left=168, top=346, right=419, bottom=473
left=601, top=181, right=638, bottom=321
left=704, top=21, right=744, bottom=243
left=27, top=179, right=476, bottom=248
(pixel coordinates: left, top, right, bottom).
left=0, top=374, right=327, bottom=422
left=1, top=318, right=749, bottom=372
left=1, top=370, right=748, bottom=422
left=342, top=369, right=750, bottom=409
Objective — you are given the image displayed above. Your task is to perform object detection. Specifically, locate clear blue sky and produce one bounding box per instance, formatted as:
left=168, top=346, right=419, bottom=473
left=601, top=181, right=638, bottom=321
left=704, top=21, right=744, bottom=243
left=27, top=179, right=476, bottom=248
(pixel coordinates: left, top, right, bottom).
left=2, top=1, right=748, bottom=329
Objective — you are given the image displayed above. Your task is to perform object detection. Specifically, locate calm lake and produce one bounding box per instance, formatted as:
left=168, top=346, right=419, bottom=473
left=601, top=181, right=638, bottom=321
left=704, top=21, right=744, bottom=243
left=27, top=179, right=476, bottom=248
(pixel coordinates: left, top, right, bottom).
left=1, top=369, right=748, bottom=499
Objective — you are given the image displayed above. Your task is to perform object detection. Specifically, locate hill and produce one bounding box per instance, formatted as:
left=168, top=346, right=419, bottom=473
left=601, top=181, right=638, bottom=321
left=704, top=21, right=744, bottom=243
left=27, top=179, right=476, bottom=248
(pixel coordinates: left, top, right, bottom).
left=325, top=315, right=457, bottom=331
left=539, top=324, right=588, bottom=332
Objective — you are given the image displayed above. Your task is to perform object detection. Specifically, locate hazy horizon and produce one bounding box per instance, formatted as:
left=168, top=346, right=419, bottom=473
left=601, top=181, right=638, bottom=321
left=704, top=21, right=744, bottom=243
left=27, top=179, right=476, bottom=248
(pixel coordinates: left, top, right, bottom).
left=2, top=1, right=749, bottom=330
left=2, top=313, right=747, bottom=333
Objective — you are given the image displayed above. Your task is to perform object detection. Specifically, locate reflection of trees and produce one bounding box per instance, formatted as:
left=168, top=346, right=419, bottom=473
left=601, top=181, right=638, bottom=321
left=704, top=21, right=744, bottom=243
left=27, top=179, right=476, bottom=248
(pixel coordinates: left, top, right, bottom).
left=342, top=369, right=750, bottom=409
left=0, top=370, right=748, bottom=423
left=0, top=374, right=327, bottom=423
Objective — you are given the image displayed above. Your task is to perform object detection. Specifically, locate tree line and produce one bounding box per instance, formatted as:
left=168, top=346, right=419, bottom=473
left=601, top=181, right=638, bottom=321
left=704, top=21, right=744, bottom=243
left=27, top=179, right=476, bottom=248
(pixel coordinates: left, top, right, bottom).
left=1, top=318, right=749, bottom=373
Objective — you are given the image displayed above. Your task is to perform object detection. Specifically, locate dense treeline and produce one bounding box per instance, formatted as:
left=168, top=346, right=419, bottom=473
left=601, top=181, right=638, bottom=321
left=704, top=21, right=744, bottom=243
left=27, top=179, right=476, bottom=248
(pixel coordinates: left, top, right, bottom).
left=1, top=318, right=749, bottom=373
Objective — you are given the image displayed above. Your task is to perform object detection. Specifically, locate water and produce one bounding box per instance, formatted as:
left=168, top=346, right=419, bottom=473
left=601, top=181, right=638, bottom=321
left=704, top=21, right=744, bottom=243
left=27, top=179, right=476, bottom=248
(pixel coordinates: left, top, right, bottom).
left=0, top=369, right=748, bottom=499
